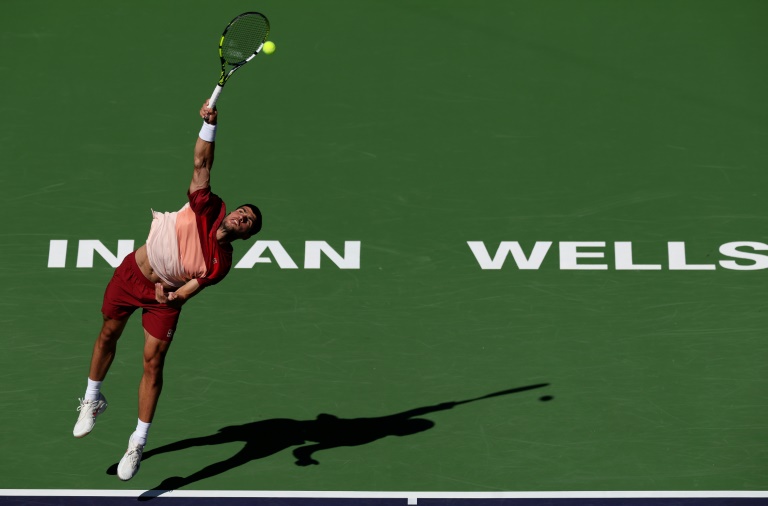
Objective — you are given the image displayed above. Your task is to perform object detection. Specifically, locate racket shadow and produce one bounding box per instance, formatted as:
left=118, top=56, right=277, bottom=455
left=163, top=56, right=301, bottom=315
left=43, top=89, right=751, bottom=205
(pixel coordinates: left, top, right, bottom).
left=127, top=382, right=550, bottom=500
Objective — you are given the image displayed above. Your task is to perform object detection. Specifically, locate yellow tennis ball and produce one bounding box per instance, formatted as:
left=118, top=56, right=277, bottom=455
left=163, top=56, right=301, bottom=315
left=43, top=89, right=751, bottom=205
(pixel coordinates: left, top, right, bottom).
left=263, top=41, right=276, bottom=55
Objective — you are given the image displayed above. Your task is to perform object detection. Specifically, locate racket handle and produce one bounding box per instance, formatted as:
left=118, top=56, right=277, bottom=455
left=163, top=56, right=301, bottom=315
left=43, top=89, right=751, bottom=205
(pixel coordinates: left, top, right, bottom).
left=208, top=85, right=224, bottom=109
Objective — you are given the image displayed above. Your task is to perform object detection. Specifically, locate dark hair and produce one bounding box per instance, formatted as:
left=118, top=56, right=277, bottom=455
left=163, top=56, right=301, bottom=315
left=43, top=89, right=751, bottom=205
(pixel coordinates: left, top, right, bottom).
left=238, top=204, right=262, bottom=237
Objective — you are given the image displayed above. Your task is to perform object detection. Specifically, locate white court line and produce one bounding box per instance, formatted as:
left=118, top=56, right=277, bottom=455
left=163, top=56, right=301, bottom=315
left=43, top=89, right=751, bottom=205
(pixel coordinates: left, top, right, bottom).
left=1, top=489, right=768, bottom=500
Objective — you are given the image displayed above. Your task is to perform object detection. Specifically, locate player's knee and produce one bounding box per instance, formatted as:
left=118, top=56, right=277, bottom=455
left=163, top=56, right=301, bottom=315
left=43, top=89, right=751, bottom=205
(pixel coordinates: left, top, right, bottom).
left=142, top=352, right=166, bottom=377
left=142, top=363, right=164, bottom=385
left=98, top=319, right=124, bottom=343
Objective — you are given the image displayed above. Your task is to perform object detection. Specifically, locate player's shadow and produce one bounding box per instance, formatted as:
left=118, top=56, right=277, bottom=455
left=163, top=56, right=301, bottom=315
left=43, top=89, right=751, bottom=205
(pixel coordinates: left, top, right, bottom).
left=120, top=383, right=550, bottom=500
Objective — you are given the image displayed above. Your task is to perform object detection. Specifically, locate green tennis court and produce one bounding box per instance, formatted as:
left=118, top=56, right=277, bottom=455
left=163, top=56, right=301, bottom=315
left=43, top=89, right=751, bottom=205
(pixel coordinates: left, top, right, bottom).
left=1, top=1, right=767, bottom=503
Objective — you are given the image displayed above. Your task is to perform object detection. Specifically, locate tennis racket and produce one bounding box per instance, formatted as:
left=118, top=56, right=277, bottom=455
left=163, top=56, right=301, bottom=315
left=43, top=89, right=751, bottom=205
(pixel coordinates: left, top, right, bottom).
left=452, top=384, right=550, bottom=406
left=208, top=12, right=270, bottom=109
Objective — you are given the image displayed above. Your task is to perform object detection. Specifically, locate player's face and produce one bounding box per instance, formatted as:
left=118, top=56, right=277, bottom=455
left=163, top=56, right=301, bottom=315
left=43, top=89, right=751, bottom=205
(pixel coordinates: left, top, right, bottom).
left=223, top=207, right=258, bottom=238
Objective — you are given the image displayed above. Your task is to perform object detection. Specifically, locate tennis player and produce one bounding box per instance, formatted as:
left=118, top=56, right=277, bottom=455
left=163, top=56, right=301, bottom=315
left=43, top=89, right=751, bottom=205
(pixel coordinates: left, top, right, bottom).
left=72, top=100, right=262, bottom=481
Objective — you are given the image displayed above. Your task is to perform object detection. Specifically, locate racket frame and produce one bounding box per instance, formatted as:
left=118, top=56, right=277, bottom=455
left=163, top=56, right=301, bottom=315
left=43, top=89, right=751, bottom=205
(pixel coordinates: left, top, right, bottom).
left=208, top=12, right=270, bottom=108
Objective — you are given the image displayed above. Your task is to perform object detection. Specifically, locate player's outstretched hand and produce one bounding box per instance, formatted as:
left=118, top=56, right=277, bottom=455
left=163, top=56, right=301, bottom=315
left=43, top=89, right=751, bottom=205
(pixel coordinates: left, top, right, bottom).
left=155, top=283, right=169, bottom=303
left=155, top=283, right=179, bottom=304
left=156, top=283, right=185, bottom=308
left=200, top=100, right=218, bottom=125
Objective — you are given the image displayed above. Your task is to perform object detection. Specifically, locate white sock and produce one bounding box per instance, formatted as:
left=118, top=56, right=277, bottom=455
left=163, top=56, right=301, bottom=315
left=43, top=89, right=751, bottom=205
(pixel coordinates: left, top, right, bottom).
left=131, top=419, right=151, bottom=446
left=84, top=378, right=102, bottom=401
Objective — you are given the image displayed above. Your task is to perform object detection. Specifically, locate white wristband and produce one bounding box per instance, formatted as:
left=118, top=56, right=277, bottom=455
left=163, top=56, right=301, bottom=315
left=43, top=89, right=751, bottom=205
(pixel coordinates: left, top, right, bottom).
left=199, top=122, right=217, bottom=142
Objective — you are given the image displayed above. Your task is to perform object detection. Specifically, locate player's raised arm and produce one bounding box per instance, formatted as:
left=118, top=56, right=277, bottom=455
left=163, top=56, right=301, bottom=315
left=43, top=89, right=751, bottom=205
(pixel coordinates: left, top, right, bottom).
left=191, top=100, right=218, bottom=194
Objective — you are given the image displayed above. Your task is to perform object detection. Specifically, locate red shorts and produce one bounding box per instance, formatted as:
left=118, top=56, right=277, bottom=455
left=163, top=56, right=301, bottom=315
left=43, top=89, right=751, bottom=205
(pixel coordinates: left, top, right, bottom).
left=101, top=251, right=181, bottom=341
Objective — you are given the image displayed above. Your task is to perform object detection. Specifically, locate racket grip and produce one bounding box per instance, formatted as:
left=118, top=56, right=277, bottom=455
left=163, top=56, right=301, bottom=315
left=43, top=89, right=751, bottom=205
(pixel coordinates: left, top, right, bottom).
left=208, top=85, right=223, bottom=109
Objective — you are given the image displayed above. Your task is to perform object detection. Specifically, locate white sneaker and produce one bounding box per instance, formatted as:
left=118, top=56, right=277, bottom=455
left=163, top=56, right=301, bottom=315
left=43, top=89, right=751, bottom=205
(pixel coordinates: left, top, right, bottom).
left=117, top=437, right=144, bottom=481
left=73, top=393, right=108, bottom=438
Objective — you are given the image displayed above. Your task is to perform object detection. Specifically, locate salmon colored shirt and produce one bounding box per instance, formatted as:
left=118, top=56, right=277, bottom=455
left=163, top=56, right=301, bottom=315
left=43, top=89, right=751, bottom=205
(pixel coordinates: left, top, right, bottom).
left=146, top=187, right=232, bottom=289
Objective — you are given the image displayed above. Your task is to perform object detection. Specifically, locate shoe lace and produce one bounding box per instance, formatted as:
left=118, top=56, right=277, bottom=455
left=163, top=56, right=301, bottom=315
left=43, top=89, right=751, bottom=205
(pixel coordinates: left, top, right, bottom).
left=125, top=443, right=144, bottom=464
left=76, top=398, right=93, bottom=412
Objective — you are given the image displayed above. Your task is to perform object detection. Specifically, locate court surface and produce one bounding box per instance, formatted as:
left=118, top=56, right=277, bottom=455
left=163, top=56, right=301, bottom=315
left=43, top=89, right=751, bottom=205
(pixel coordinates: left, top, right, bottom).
left=1, top=1, right=767, bottom=505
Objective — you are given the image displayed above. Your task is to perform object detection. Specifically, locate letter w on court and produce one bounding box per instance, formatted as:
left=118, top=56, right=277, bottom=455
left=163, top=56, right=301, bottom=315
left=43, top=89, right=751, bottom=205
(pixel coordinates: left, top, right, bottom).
left=468, top=241, right=552, bottom=270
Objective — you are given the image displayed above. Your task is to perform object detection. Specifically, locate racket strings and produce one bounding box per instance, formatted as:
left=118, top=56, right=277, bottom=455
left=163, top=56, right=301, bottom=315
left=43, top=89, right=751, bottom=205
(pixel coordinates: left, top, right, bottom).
left=222, top=14, right=269, bottom=64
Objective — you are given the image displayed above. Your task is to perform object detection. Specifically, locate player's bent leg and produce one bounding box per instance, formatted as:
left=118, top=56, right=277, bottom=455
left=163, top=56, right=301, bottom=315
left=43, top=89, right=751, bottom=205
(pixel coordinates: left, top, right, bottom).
left=117, top=330, right=172, bottom=481
left=73, top=315, right=128, bottom=438
left=138, top=330, right=172, bottom=424
left=90, top=314, right=129, bottom=381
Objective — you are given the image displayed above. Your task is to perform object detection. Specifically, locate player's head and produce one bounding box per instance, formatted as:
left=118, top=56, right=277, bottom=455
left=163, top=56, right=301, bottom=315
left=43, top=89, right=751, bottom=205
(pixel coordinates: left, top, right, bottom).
left=223, top=204, right=262, bottom=240
left=238, top=204, right=262, bottom=239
